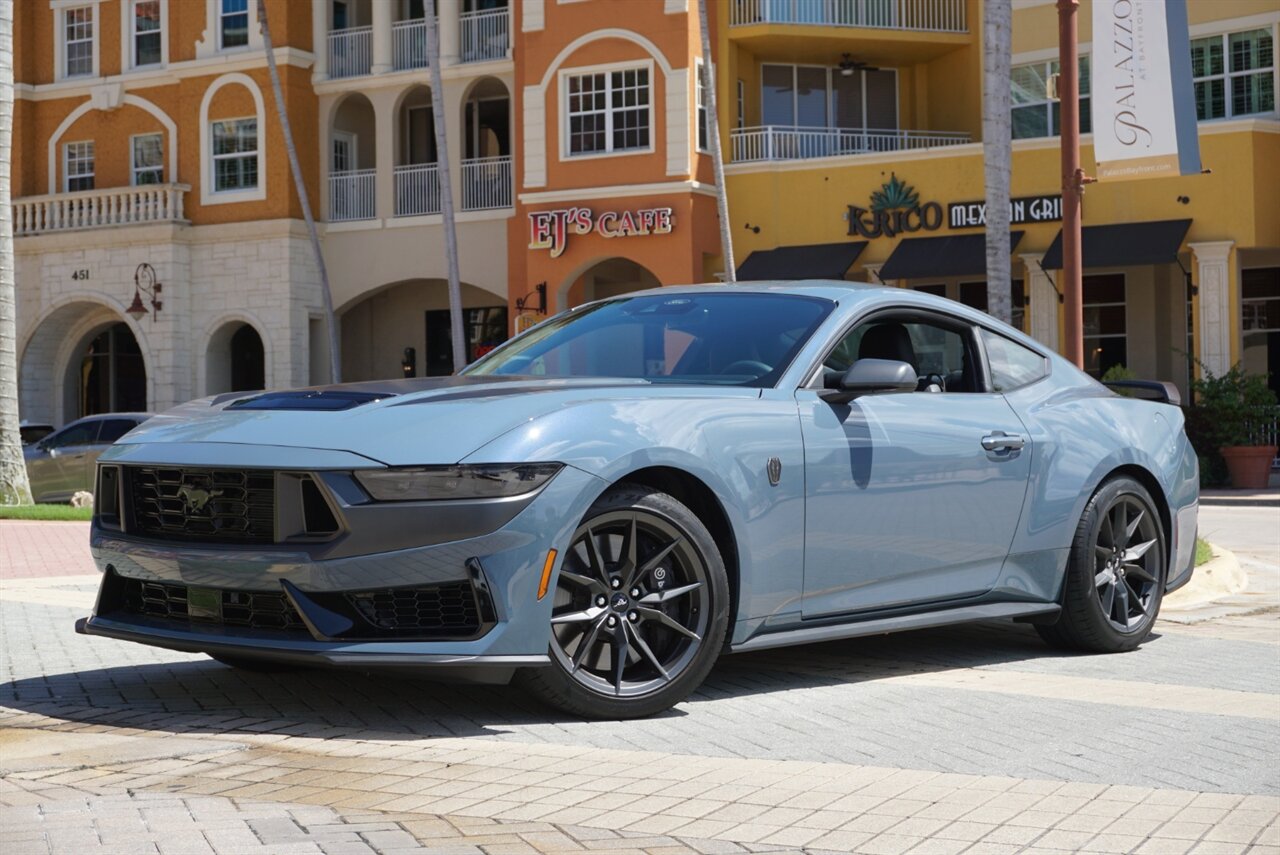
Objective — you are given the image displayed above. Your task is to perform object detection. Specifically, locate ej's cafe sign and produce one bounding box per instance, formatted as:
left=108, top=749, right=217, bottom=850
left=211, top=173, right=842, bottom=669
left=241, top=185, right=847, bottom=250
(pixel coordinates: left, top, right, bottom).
left=529, top=207, right=674, bottom=258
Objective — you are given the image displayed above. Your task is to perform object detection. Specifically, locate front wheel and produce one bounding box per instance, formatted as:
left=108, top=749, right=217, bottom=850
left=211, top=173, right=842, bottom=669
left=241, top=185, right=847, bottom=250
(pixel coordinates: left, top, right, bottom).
left=1037, top=476, right=1166, bottom=652
left=518, top=485, right=729, bottom=719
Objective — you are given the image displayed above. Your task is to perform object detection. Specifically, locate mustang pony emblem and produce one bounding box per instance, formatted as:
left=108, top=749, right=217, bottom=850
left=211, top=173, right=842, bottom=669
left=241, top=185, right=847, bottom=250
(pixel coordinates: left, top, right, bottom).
left=177, top=484, right=222, bottom=515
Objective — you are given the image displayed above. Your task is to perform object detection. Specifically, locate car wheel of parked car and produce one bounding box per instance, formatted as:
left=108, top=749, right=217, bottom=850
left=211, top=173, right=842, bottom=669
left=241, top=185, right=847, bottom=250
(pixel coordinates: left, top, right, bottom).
left=1037, top=476, right=1166, bottom=653
left=519, top=485, right=729, bottom=719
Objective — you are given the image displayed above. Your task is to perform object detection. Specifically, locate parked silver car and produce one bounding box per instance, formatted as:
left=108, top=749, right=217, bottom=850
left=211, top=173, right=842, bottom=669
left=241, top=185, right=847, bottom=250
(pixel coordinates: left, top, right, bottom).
left=25, top=413, right=151, bottom=503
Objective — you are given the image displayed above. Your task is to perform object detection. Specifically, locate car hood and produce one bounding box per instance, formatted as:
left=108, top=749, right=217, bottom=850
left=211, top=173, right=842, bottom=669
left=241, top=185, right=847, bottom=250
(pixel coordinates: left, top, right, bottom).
left=105, top=376, right=759, bottom=467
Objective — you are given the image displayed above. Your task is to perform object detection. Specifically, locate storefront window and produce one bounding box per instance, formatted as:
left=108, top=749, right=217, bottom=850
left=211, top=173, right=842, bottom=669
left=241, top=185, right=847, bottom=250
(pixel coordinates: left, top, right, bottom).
left=1011, top=56, right=1091, bottom=139
left=1082, top=274, right=1126, bottom=378
left=1192, top=28, right=1276, bottom=120
left=1241, top=267, right=1280, bottom=398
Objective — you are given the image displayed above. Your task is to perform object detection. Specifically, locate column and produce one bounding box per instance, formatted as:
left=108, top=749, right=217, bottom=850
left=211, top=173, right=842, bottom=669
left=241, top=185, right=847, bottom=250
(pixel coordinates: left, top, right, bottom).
left=442, top=80, right=466, bottom=210
left=372, top=0, right=393, bottom=74
left=1020, top=253, right=1059, bottom=353
left=311, top=0, right=328, bottom=81
left=862, top=263, right=885, bottom=285
left=373, top=90, right=397, bottom=222
left=439, top=0, right=460, bottom=66
left=1189, top=240, right=1235, bottom=379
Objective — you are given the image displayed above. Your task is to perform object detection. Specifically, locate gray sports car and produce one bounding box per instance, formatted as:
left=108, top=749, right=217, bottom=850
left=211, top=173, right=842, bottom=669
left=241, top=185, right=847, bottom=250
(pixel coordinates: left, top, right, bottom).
left=79, top=282, right=1199, bottom=718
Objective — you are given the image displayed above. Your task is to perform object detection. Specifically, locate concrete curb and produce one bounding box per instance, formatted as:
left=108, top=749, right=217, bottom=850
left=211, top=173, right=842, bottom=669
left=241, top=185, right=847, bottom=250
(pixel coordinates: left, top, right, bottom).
left=1163, top=543, right=1247, bottom=613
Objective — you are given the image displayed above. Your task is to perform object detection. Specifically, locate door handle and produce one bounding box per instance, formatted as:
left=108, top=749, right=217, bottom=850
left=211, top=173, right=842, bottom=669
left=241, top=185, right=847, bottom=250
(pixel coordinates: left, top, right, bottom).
left=981, top=432, right=1026, bottom=452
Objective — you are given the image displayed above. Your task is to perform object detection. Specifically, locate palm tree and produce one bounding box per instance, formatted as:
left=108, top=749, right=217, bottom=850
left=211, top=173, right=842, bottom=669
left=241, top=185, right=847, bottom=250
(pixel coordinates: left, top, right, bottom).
left=257, top=0, right=341, bottom=383
left=983, top=0, right=1013, bottom=324
left=0, top=0, right=32, bottom=505
left=422, top=10, right=466, bottom=372
left=698, top=0, right=735, bottom=283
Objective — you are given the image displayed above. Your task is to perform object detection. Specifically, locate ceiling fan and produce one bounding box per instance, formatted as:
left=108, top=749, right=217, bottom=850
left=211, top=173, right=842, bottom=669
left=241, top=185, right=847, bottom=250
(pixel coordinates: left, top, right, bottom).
left=839, top=53, right=880, bottom=76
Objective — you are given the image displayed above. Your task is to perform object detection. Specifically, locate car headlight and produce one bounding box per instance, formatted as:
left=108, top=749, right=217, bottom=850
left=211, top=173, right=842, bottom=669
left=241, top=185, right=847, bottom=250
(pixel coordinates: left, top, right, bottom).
left=353, top=463, right=563, bottom=502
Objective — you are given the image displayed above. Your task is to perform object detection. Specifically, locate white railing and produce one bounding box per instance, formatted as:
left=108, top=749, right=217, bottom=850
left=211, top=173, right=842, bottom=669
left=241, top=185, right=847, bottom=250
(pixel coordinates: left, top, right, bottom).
left=731, top=125, right=971, bottom=162
left=392, top=18, right=428, bottom=70
left=328, top=169, right=375, bottom=221
left=12, top=184, right=189, bottom=236
left=394, top=163, right=441, bottom=216
left=328, top=25, right=372, bottom=78
left=460, top=7, right=509, bottom=63
left=729, top=0, right=967, bottom=32
left=461, top=156, right=512, bottom=211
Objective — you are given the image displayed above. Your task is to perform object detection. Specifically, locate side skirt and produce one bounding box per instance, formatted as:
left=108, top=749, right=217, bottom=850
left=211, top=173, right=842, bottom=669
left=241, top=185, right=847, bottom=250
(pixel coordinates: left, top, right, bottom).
left=729, top=602, right=1061, bottom=654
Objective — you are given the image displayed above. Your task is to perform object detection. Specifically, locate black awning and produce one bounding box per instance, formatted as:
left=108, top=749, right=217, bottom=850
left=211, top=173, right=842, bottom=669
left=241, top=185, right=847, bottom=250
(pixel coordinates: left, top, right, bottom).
left=878, top=232, right=1025, bottom=280
left=737, top=241, right=868, bottom=281
left=1041, top=219, right=1192, bottom=269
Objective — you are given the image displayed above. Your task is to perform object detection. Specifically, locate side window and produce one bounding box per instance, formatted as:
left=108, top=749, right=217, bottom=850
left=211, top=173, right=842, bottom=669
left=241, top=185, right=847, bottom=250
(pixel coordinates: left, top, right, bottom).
left=48, top=422, right=100, bottom=449
left=982, top=329, right=1048, bottom=391
left=822, top=317, right=980, bottom=393
left=96, top=419, right=140, bottom=444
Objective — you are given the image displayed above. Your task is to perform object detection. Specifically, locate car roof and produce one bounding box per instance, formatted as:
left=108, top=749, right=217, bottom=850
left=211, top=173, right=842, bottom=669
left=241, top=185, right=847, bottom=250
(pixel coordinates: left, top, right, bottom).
left=616, top=280, right=882, bottom=303
left=66, top=413, right=153, bottom=424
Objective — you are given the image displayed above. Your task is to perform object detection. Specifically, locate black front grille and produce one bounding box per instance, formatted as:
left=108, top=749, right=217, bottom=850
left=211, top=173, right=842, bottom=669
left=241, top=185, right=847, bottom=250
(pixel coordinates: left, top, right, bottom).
left=129, top=467, right=275, bottom=544
left=345, top=582, right=482, bottom=637
left=120, top=577, right=308, bottom=632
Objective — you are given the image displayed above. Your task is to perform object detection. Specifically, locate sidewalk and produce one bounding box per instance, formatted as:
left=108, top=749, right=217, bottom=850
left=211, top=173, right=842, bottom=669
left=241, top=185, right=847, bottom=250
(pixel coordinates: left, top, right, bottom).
left=1200, top=488, right=1280, bottom=508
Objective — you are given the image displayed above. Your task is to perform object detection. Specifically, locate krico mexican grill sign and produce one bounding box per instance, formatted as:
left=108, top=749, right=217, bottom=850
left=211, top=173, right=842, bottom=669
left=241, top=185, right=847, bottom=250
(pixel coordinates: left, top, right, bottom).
left=529, top=207, right=674, bottom=258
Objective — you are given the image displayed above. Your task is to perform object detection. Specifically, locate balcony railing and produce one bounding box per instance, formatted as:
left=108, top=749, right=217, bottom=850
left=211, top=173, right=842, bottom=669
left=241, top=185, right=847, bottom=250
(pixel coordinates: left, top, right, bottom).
left=328, top=25, right=372, bottom=79
left=329, top=169, right=376, bottom=221
left=12, top=184, right=189, bottom=236
left=731, top=125, right=971, bottom=162
left=461, top=156, right=513, bottom=211
left=392, top=18, right=428, bottom=71
left=394, top=163, right=442, bottom=217
left=729, top=0, right=967, bottom=33
left=460, top=7, right=509, bottom=63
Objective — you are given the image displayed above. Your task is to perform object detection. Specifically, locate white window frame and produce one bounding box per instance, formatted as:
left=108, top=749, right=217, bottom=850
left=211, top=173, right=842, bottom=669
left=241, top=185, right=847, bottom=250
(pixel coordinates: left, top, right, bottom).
left=63, top=140, right=95, bottom=193
left=199, top=73, right=267, bottom=205
left=57, top=3, right=98, bottom=81
left=1189, top=25, right=1279, bottom=122
left=559, top=59, right=656, bottom=161
left=126, top=0, right=166, bottom=69
left=696, top=60, right=711, bottom=153
left=218, top=0, right=250, bottom=51
left=130, top=133, right=165, bottom=185
left=1008, top=56, right=1092, bottom=140
left=210, top=116, right=260, bottom=195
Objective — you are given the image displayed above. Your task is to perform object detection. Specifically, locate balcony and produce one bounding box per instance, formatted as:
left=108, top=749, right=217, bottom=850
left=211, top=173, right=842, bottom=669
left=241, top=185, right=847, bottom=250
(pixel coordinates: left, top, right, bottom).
left=730, top=0, right=967, bottom=33
left=12, top=184, right=190, bottom=236
left=731, top=125, right=971, bottom=162
left=459, top=8, right=509, bottom=63
left=461, top=156, right=512, bottom=211
left=392, top=18, right=428, bottom=71
left=329, top=170, right=376, bottom=222
left=328, top=26, right=372, bottom=79
left=395, top=163, right=442, bottom=217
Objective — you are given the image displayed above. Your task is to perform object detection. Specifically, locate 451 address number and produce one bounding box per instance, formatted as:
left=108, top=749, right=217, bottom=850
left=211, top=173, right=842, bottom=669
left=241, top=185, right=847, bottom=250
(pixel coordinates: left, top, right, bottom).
left=70, top=269, right=90, bottom=280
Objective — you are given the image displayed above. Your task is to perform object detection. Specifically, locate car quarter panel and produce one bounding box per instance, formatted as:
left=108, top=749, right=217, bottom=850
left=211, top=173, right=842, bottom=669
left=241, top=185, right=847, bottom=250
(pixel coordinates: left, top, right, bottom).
left=461, top=389, right=808, bottom=641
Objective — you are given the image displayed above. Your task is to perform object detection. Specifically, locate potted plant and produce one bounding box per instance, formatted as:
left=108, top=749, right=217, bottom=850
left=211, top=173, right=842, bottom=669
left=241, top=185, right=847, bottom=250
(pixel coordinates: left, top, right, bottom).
left=1190, top=362, right=1278, bottom=490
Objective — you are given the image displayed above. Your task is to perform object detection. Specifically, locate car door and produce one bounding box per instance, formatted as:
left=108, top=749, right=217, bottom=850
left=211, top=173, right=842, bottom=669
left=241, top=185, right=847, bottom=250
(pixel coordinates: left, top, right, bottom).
left=797, top=311, right=1033, bottom=618
left=28, top=420, right=100, bottom=502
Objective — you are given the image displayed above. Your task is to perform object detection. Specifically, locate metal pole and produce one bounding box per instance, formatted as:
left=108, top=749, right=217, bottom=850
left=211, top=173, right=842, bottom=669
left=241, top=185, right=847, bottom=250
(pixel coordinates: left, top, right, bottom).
left=1058, top=0, right=1084, bottom=369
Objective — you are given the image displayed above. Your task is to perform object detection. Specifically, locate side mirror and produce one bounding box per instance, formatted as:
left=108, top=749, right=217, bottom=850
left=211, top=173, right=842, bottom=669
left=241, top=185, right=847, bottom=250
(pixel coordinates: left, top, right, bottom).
left=818, top=358, right=918, bottom=404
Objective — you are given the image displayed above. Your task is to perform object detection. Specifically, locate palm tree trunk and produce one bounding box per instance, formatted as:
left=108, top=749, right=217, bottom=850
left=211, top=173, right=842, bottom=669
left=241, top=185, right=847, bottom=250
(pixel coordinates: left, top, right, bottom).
left=698, top=0, right=735, bottom=283
left=983, top=0, right=1013, bottom=324
left=422, top=11, right=467, bottom=372
left=257, top=0, right=341, bottom=383
left=0, top=0, right=33, bottom=505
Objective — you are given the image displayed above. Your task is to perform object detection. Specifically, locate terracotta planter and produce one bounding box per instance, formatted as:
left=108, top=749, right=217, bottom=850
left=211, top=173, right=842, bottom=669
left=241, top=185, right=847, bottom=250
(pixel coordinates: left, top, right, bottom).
left=1220, top=445, right=1278, bottom=490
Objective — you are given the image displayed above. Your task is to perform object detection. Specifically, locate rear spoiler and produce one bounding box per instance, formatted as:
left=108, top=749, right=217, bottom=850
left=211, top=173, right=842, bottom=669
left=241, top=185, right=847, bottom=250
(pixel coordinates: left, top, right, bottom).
left=1103, top=380, right=1181, bottom=407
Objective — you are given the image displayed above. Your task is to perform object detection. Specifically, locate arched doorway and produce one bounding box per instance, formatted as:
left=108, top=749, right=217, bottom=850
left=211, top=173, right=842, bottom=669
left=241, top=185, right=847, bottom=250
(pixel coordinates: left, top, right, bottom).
left=339, top=279, right=508, bottom=380
left=73, top=323, right=147, bottom=416
left=330, top=93, right=377, bottom=221
left=206, top=321, right=266, bottom=394
left=561, top=257, right=662, bottom=310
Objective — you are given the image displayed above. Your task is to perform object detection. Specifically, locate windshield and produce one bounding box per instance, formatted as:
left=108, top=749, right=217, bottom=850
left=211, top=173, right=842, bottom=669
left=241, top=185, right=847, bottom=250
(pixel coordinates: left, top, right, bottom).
left=463, top=292, right=833, bottom=387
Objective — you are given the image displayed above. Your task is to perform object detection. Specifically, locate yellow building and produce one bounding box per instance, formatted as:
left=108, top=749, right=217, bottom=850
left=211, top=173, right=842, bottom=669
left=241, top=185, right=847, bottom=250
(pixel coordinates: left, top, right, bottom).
left=718, top=0, right=1280, bottom=402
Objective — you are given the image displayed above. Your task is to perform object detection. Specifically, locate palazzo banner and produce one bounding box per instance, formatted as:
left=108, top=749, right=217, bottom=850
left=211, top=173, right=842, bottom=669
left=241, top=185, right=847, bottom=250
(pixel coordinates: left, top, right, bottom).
left=1091, top=0, right=1200, bottom=181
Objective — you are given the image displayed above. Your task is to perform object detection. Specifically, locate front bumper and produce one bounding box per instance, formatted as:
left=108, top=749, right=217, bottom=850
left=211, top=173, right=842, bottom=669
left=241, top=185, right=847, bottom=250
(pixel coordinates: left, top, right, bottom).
left=82, top=462, right=605, bottom=674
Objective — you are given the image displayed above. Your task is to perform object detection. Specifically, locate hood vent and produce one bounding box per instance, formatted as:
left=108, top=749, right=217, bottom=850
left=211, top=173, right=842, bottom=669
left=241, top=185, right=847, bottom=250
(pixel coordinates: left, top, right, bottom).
left=227, top=390, right=392, bottom=411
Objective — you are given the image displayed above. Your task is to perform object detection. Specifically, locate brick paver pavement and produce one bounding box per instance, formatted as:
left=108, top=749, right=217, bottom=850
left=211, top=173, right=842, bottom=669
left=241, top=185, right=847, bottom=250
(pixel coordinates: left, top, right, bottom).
left=1, top=512, right=1277, bottom=854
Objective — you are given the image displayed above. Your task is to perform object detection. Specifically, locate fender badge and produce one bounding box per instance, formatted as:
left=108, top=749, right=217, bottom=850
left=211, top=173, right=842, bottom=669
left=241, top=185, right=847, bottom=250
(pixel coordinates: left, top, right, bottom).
left=767, top=457, right=782, bottom=486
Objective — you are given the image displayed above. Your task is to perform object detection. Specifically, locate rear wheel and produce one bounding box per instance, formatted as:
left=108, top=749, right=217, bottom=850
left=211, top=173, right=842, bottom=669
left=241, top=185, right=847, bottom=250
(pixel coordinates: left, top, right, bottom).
left=1037, top=476, right=1166, bottom=652
left=518, top=485, right=729, bottom=719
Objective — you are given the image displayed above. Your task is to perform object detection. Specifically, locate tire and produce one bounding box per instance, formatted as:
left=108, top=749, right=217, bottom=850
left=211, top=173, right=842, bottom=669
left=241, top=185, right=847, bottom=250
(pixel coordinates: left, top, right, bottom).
left=1037, top=476, right=1166, bottom=653
left=208, top=653, right=294, bottom=673
left=518, top=484, right=730, bottom=719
